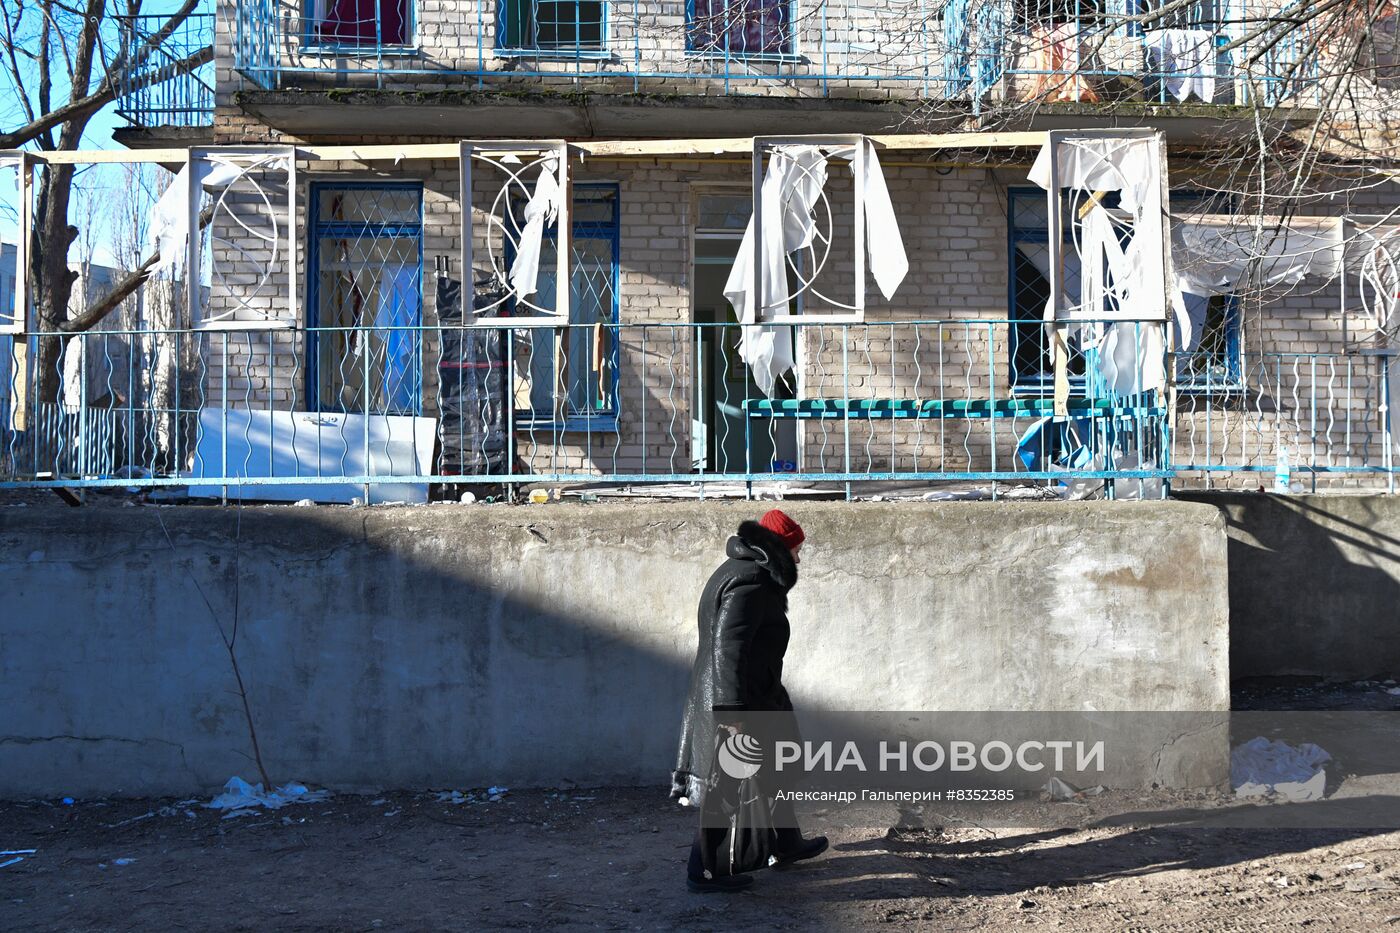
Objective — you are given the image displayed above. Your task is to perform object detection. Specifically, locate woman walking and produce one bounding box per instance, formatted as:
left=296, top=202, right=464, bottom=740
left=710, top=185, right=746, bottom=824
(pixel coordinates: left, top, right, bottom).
left=672, top=509, right=828, bottom=893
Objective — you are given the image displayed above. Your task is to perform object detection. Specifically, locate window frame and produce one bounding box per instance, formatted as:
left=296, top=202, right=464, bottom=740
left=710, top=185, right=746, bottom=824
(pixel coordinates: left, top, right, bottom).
left=300, top=0, right=418, bottom=54
left=1166, top=189, right=1244, bottom=395
left=684, top=0, right=800, bottom=62
left=1006, top=185, right=1243, bottom=395
left=305, top=180, right=426, bottom=417
left=494, top=0, right=611, bottom=58
left=511, top=182, right=622, bottom=433
left=0, top=151, right=30, bottom=336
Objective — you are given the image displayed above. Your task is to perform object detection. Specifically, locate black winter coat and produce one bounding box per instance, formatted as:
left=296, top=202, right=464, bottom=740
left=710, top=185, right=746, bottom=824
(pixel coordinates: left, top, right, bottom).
left=671, top=520, right=798, bottom=805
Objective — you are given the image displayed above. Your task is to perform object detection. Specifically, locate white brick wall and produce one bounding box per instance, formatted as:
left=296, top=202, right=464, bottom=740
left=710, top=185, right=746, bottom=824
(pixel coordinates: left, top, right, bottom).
left=214, top=0, right=1345, bottom=110
left=192, top=151, right=1400, bottom=486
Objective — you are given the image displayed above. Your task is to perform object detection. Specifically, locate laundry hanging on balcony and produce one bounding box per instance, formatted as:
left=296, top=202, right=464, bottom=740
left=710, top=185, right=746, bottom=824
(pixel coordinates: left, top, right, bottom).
left=1023, top=23, right=1100, bottom=104
left=1144, top=29, right=1220, bottom=103
left=724, top=142, right=907, bottom=396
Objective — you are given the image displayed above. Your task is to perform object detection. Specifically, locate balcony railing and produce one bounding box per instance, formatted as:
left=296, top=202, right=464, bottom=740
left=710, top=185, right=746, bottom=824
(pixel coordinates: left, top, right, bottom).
left=1172, top=350, right=1398, bottom=491
left=232, top=1, right=1320, bottom=111
left=116, top=13, right=215, bottom=130
left=5, top=323, right=1394, bottom=496
left=0, top=320, right=1173, bottom=495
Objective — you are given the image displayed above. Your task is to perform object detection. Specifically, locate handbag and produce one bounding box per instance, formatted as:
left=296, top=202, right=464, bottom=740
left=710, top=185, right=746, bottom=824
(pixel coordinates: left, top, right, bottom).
left=701, top=726, right=778, bottom=876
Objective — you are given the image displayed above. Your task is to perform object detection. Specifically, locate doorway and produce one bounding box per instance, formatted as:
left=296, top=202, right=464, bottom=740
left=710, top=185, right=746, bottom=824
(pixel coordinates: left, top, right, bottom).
left=691, top=189, right=798, bottom=474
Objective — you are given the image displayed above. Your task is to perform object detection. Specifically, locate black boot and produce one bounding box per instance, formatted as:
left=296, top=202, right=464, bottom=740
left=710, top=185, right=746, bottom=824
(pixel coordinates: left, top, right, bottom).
left=687, top=872, right=755, bottom=893
left=770, top=835, right=829, bottom=869
left=688, top=831, right=754, bottom=892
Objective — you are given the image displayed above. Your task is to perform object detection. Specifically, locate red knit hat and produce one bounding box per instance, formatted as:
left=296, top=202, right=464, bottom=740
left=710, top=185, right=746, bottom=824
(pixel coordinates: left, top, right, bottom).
left=758, top=508, right=805, bottom=550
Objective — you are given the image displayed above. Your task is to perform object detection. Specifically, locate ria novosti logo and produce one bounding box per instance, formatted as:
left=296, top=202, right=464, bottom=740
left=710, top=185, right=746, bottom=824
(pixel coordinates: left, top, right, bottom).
left=717, top=732, right=764, bottom=779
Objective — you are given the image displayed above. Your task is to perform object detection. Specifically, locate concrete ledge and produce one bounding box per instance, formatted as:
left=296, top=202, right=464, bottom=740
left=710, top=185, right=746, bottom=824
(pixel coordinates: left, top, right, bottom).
left=0, top=501, right=1228, bottom=797
left=232, top=87, right=966, bottom=138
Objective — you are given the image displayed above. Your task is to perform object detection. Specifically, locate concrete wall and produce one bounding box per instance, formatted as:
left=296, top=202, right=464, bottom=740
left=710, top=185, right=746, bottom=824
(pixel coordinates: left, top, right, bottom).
left=0, top=500, right=1228, bottom=798
left=1179, top=492, right=1400, bottom=680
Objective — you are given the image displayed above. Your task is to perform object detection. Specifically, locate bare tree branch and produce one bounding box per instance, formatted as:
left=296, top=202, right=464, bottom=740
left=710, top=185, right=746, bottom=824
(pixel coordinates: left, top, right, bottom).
left=0, top=43, right=211, bottom=150
left=60, top=202, right=215, bottom=334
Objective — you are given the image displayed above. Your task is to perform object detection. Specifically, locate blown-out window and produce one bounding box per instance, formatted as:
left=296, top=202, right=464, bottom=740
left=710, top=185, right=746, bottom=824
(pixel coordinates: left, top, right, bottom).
left=513, top=185, right=621, bottom=429
left=1007, top=187, right=1241, bottom=393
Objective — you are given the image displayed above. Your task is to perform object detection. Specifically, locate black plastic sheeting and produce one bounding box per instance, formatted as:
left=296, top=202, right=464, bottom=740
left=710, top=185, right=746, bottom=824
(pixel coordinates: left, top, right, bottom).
left=435, top=275, right=508, bottom=475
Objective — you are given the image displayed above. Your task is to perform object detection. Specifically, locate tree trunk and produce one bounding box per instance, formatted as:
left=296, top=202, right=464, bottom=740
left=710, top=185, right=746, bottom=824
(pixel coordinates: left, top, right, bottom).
left=31, top=163, right=80, bottom=404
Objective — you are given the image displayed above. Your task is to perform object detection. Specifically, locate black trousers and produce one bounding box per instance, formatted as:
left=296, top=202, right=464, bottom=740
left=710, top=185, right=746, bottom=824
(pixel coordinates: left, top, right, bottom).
left=687, top=795, right=801, bottom=880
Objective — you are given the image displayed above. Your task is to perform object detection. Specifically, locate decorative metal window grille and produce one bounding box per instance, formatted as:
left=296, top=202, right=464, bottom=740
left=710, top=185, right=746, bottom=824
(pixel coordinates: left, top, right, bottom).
left=306, top=183, right=424, bottom=416
left=687, top=0, right=793, bottom=56
left=460, top=141, right=571, bottom=327
left=751, top=135, right=873, bottom=324
left=192, top=146, right=298, bottom=331
left=313, top=0, right=411, bottom=46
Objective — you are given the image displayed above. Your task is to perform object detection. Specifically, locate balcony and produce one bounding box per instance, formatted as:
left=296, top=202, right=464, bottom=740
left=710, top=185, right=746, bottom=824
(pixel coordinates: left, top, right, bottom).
left=230, top=1, right=1320, bottom=138
left=114, top=13, right=216, bottom=145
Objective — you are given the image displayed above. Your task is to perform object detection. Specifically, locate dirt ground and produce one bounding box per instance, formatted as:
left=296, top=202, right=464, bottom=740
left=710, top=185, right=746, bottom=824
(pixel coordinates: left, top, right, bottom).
left=5, top=787, right=1400, bottom=932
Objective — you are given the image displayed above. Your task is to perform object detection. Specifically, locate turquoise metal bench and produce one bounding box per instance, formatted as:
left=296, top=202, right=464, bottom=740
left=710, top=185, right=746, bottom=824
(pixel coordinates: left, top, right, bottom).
left=742, top=398, right=1166, bottom=420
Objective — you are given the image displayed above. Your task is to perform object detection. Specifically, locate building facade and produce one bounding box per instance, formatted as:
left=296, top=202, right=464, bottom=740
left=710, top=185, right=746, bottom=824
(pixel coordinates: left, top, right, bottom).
left=47, top=2, right=1400, bottom=491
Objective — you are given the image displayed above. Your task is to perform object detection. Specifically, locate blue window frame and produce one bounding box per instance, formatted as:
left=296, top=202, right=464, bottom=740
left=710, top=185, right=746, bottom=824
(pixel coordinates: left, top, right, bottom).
left=514, top=183, right=621, bottom=431
left=1006, top=186, right=1242, bottom=395
left=497, top=0, right=607, bottom=53
left=303, top=0, right=415, bottom=50
left=686, top=0, right=795, bottom=57
left=306, top=183, right=424, bottom=416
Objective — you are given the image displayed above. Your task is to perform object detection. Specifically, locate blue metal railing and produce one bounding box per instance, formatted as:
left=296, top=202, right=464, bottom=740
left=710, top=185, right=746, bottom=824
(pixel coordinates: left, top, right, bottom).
left=232, top=0, right=1320, bottom=110
left=1172, top=350, right=1396, bottom=491
left=0, top=320, right=1175, bottom=493
left=116, top=13, right=215, bottom=129
left=5, top=324, right=1395, bottom=494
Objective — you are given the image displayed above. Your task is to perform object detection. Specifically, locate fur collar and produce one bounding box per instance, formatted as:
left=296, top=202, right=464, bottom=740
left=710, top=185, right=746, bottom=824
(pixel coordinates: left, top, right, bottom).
left=727, top=520, right=798, bottom=590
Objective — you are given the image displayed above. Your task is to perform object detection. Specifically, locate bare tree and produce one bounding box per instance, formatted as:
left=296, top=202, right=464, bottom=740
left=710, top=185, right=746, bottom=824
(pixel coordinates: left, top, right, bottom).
left=0, top=0, right=208, bottom=404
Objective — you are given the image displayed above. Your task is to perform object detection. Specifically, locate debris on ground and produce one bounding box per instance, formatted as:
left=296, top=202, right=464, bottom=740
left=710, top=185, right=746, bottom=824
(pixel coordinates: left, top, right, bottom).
left=1, top=848, right=35, bottom=869
left=435, top=786, right=509, bottom=805
left=1231, top=736, right=1331, bottom=802
left=204, top=776, right=330, bottom=817
left=6, top=788, right=1400, bottom=930
left=1042, top=777, right=1106, bottom=801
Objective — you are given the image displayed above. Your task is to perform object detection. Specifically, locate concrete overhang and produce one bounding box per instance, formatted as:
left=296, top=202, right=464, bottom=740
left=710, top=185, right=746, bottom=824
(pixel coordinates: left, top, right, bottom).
left=233, top=87, right=1321, bottom=148
left=232, top=87, right=970, bottom=139
left=1000, top=101, right=1323, bottom=145
left=112, top=124, right=215, bottom=151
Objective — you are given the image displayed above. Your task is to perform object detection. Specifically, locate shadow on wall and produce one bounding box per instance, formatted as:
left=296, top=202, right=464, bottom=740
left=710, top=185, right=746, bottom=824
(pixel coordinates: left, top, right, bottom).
left=1177, top=492, right=1400, bottom=681
left=0, top=504, right=709, bottom=797
left=0, top=500, right=1230, bottom=799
